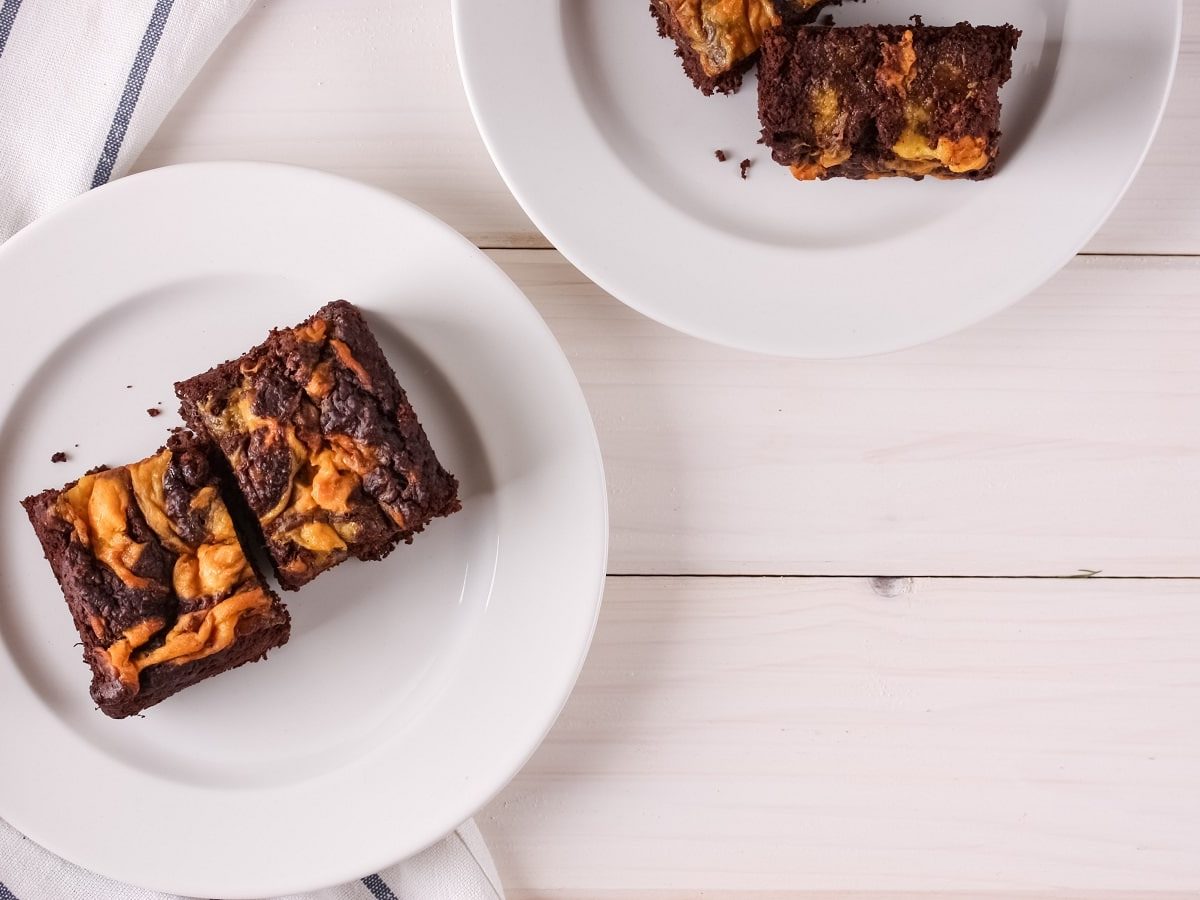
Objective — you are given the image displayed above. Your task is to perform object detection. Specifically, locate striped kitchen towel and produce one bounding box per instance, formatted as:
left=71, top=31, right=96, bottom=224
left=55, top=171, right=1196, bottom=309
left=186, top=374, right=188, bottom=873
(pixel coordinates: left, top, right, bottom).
left=0, top=0, right=249, bottom=240
left=0, top=816, right=504, bottom=900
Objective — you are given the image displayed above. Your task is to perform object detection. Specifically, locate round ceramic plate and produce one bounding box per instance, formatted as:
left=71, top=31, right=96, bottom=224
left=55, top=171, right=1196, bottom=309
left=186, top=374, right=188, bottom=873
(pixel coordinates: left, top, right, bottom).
left=0, top=163, right=607, bottom=898
left=453, top=1, right=1181, bottom=357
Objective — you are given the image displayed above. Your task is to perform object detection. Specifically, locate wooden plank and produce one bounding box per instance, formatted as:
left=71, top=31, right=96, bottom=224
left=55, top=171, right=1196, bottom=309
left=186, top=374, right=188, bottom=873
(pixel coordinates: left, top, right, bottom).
left=492, top=250, right=1200, bottom=577
left=133, top=0, right=1200, bottom=255
left=482, top=577, right=1200, bottom=896
left=134, top=0, right=540, bottom=249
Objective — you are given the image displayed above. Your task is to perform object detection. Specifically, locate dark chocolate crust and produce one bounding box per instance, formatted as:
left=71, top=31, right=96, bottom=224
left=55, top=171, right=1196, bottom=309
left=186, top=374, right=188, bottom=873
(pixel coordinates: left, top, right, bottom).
left=650, top=0, right=835, bottom=96
left=21, top=432, right=290, bottom=718
left=758, top=22, right=1020, bottom=180
left=175, top=300, right=460, bottom=591
left=106, top=622, right=288, bottom=717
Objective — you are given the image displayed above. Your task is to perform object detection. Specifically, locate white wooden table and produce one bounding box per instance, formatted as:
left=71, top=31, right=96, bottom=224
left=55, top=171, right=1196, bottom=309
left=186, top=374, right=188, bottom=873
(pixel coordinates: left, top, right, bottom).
left=137, top=3, right=1200, bottom=896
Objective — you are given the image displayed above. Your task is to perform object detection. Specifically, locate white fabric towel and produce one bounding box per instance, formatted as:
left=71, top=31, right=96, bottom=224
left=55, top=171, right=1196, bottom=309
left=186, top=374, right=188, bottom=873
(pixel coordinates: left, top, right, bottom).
left=0, top=2, right=505, bottom=898
left=0, top=0, right=249, bottom=239
left=0, top=817, right=504, bottom=900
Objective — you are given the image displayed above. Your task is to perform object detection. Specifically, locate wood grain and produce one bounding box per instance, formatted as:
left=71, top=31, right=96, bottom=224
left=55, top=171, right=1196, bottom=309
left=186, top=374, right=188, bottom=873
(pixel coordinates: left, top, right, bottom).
left=492, top=250, right=1200, bottom=577
left=482, top=577, right=1200, bottom=896
left=134, top=0, right=1200, bottom=255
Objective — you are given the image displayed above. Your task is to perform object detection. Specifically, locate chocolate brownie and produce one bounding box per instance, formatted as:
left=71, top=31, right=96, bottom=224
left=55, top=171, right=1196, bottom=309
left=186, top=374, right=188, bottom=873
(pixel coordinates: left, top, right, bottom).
left=175, top=300, right=461, bottom=591
left=21, top=432, right=290, bottom=718
left=758, top=22, right=1020, bottom=180
left=650, top=0, right=832, bottom=95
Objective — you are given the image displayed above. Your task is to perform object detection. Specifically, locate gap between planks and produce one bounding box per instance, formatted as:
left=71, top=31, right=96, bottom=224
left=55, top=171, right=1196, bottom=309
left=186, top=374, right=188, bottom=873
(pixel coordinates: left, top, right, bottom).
left=506, top=894, right=1198, bottom=900
left=476, top=247, right=1200, bottom=258
left=606, top=573, right=1200, bottom=581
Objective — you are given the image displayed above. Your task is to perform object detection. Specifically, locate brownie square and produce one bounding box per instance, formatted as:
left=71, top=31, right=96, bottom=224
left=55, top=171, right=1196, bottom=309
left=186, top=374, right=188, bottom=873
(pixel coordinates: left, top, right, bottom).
left=175, top=300, right=461, bottom=591
left=650, top=0, right=830, bottom=95
left=21, top=432, right=290, bottom=719
left=758, top=22, right=1020, bottom=180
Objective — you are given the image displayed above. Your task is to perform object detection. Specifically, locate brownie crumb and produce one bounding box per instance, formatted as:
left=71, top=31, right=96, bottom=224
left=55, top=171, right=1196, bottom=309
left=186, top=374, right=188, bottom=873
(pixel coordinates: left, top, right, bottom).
left=50, top=451, right=67, bottom=463
left=910, top=13, right=924, bottom=26
left=714, top=149, right=727, bottom=162
left=739, top=158, right=752, bottom=180
left=126, top=385, right=132, bottom=389
left=146, top=407, right=161, bottom=418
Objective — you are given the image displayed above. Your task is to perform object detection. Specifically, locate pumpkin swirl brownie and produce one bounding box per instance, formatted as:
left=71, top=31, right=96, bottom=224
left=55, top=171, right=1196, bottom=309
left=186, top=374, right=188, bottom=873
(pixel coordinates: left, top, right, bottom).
left=175, top=300, right=460, bottom=591
left=21, top=431, right=290, bottom=718
left=758, top=22, right=1021, bottom=180
left=650, top=0, right=831, bottom=95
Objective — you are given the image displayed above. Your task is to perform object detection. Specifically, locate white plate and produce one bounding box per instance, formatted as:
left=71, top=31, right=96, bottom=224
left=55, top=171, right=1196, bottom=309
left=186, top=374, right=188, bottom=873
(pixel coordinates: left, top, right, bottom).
left=454, top=1, right=1181, bottom=357
left=0, top=163, right=607, bottom=898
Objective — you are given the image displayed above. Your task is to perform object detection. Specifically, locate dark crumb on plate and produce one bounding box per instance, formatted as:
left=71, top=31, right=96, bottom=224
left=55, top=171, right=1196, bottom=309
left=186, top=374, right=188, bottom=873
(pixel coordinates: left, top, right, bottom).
left=146, top=407, right=161, bottom=417
left=910, top=13, right=924, bottom=25
left=50, top=451, right=67, bottom=463
left=739, top=158, right=752, bottom=179
left=125, top=385, right=132, bottom=389
left=714, top=149, right=728, bottom=162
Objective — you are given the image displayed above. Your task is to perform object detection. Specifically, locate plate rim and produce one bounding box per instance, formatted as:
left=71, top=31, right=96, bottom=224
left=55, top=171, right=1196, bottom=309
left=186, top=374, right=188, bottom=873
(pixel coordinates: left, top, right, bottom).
left=0, top=160, right=609, bottom=897
left=452, top=0, right=1183, bottom=358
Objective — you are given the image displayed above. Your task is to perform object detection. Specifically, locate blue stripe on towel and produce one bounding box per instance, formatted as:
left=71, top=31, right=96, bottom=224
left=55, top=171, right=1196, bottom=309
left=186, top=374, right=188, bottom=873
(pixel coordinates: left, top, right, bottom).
left=90, top=0, right=175, bottom=187
left=0, top=878, right=18, bottom=900
left=361, top=873, right=399, bottom=900
left=0, top=0, right=23, bottom=59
